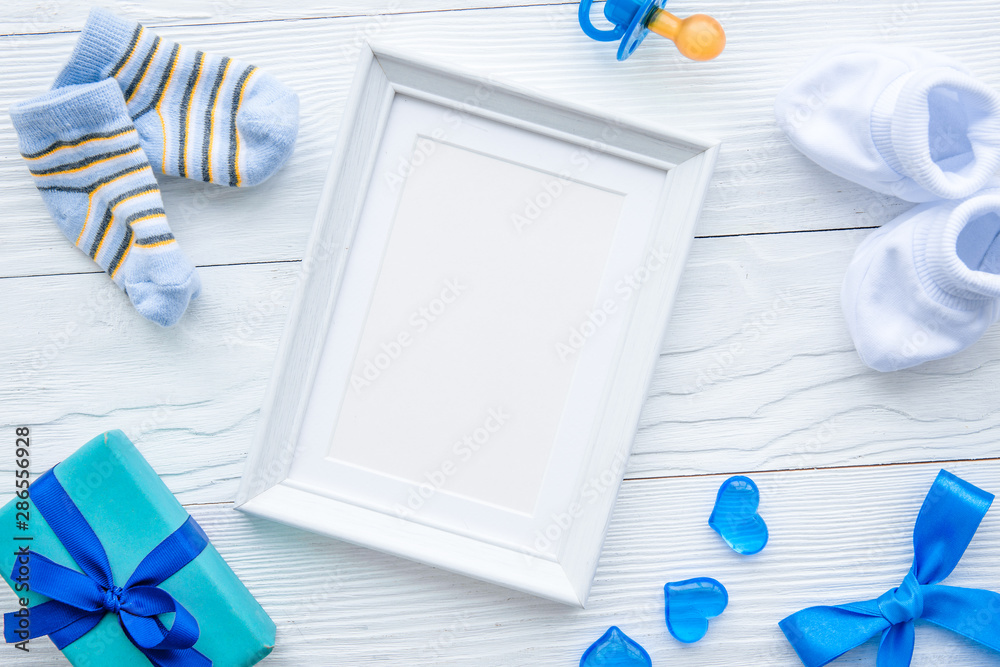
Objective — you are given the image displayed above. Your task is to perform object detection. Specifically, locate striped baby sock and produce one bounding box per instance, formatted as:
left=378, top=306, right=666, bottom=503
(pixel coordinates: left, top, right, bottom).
left=11, top=79, right=200, bottom=327
left=53, top=8, right=298, bottom=188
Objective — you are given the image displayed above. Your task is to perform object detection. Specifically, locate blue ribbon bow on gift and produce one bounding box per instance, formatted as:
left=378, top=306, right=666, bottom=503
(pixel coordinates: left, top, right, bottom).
left=780, top=470, right=1000, bottom=667
left=3, top=469, right=211, bottom=667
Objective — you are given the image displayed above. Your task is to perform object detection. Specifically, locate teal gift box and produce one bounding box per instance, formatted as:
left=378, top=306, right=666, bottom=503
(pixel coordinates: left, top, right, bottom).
left=0, top=430, right=275, bottom=666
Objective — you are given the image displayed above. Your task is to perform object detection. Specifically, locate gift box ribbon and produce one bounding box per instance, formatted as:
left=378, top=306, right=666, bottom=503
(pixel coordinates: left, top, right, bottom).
left=3, top=469, right=211, bottom=667
left=779, top=469, right=1000, bottom=667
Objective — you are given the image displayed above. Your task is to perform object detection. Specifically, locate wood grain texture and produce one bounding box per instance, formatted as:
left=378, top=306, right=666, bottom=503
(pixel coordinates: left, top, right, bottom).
left=4, top=0, right=1000, bottom=278
left=1, top=232, right=998, bottom=505
left=1, top=461, right=997, bottom=665
left=0, top=1, right=577, bottom=35
left=2, top=0, right=1000, bottom=664
left=634, top=228, right=1000, bottom=477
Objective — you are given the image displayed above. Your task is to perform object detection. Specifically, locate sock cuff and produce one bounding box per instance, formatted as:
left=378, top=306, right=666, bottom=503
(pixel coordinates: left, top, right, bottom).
left=52, top=8, right=139, bottom=88
left=9, top=79, right=131, bottom=156
left=891, top=68, right=1000, bottom=201
left=915, top=191, right=1000, bottom=307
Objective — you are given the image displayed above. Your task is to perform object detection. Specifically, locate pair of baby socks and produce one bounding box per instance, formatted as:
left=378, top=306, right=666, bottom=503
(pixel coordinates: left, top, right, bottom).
left=10, top=8, right=299, bottom=327
left=775, top=45, right=1000, bottom=371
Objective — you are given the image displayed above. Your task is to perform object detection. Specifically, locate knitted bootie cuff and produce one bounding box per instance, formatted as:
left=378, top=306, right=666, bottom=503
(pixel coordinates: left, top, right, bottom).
left=880, top=69, right=1000, bottom=201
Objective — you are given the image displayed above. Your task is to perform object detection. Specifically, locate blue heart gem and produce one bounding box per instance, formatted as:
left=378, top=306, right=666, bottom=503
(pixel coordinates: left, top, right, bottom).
left=579, top=626, right=651, bottom=667
left=708, top=475, right=768, bottom=555
left=664, top=577, right=728, bottom=643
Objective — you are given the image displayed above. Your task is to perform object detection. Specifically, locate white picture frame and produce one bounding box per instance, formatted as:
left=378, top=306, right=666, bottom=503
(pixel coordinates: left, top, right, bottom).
left=236, top=44, right=719, bottom=607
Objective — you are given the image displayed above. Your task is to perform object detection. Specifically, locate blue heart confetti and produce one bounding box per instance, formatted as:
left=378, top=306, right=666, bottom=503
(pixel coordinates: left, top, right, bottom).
left=664, top=577, right=728, bottom=643
left=708, top=475, right=768, bottom=555
left=580, top=626, right=652, bottom=667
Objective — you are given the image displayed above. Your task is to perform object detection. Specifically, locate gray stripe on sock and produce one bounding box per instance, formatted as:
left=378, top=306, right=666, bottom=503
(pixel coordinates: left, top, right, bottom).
left=22, top=127, right=133, bottom=160
left=201, top=56, right=230, bottom=183
left=110, top=26, right=143, bottom=78
left=228, top=65, right=256, bottom=187
left=29, top=144, right=143, bottom=176
left=107, top=226, right=133, bottom=276
left=134, top=43, right=181, bottom=121
left=123, top=36, right=162, bottom=102
left=178, top=50, right=204, bottom=178
left=135, top=232, right=175, bottom=247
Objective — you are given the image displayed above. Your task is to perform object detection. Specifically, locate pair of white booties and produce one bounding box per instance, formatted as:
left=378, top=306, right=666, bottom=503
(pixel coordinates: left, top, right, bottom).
left=776, top=45, right=1000, bottom=371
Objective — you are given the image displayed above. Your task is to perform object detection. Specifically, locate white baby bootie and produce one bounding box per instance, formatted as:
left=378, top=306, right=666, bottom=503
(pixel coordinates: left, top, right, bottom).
left=776, top=45, right=1000, bottom=202
left=842, top=188, right=1000, bottom=371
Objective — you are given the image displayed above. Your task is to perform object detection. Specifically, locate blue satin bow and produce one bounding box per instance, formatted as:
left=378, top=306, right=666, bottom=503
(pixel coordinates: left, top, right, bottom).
left=780, top=470, right=1000, bottom=667
left=3, top=469, right=211, bottom=666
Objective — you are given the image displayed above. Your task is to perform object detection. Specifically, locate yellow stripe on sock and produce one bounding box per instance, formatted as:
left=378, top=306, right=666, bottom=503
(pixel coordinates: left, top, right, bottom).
left=74, top=167, right=155, bottom=246
left=138, top=237, right=176, bottom=249
left=156, top=47, right=181, bottom=173
left=31, top=147, right=143, bottom=177
left=23, top=128, right=136, bottom=162
left=125, top=38, right=161, bottom=103
left=207, top=58, right=233, bottom=185
left=129, top=213, right=167, bottom=227
left=112, top=190, right=159, bottom=213
left=77, top=193, right=96, bottom=246
left=232, top=68, right=257, bottom=187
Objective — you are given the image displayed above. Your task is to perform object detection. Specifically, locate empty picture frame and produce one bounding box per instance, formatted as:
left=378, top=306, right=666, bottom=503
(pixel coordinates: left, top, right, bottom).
left=236, top=44, right=719, bottom=607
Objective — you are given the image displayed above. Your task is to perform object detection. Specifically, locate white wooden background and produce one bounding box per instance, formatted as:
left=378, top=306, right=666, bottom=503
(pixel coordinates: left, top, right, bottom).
left=2, top=1, right=1000, bottom=665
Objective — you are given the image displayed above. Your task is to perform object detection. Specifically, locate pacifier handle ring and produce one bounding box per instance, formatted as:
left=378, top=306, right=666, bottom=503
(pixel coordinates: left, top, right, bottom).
left=579, top=0, right=626, bottom=42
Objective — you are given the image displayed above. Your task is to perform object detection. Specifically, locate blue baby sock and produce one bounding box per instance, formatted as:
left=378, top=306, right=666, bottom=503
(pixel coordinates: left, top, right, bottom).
left=53, top=8, right=298, bottom=187
left=11, top=79, right=201, bottom=327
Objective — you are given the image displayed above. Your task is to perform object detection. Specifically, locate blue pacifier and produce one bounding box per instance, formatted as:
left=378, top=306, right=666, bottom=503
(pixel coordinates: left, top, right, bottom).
left=578, top=0, right=726, bottom=61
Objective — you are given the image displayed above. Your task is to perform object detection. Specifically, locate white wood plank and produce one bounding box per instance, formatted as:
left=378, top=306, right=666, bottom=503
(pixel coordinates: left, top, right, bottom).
left=1, top=460, right=998, bottom=665
left=3, top=0, right=999, bottom=278
left=2, top=231, right=999, bottom=506
left=0, top=0, right=576, bottom=35
left=633, top=227, right=1000, bottom=476
left=0, top=262, right=299, bottom=505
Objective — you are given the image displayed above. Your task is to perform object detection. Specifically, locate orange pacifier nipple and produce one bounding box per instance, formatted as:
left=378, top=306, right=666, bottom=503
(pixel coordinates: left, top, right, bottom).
left=646, top=9, right=726, bottom=61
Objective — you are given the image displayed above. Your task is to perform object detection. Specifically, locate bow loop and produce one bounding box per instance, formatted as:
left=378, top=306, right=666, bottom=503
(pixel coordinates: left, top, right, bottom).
left=780, top=470, right=999, bottom=667
left=911, top=470, right=993, bottom=585
left=2, top=470, right=211, bottom=667
left=876, top=571, right=923, bottom=626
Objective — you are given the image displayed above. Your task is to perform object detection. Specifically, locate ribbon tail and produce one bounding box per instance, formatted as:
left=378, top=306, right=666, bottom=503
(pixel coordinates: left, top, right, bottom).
left=48, top=610, right=106, bottom=650
left=876, top=621, right=914, bottom=667
left=779, top=601, right=889, bottom=667
left=4, top=600, right=103, bottom=647
left=921, top=584, right=1000, bottom=653
left=18, top=551, right=106, bottom=612
left=139, top=646, right=212, bottom=667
